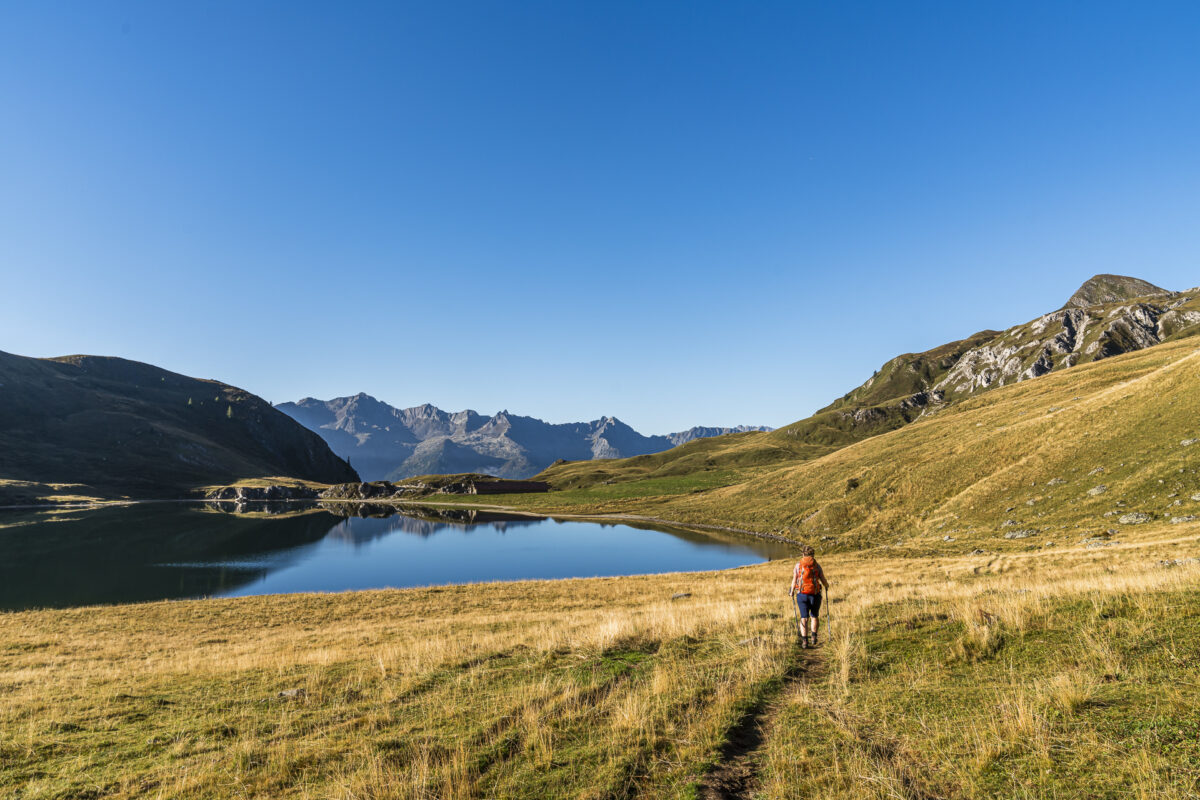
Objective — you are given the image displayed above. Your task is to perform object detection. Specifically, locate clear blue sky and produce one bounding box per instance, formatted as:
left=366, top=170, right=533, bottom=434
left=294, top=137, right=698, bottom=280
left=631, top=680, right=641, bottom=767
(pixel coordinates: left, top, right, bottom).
left=2, top=2, right=1199, bottom=433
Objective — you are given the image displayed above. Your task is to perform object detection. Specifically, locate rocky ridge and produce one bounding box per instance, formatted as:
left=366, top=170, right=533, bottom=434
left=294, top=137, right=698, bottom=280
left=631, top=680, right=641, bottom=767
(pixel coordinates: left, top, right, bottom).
left=808, top=276, right=1200, bottom=441
left=277, top=396, right=771, bottom=481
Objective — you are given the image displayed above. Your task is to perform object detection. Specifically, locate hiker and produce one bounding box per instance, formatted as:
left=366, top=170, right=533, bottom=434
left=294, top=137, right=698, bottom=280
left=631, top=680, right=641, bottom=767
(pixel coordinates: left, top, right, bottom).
left=789, top=545, right=829, bottom=648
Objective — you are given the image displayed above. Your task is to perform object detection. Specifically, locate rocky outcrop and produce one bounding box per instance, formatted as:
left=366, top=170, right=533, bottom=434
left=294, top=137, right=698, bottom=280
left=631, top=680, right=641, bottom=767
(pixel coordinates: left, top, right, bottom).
left=205, top=485, right=320, bottom=502
left=319, top=475, right=550, bottom=501
left=785, top=276, right=1200, bottom=461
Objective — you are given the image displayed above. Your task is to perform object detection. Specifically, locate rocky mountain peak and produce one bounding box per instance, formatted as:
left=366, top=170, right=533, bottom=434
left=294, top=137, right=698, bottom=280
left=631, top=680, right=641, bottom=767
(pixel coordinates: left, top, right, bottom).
left=1065, top=274, right=1170, bottom=309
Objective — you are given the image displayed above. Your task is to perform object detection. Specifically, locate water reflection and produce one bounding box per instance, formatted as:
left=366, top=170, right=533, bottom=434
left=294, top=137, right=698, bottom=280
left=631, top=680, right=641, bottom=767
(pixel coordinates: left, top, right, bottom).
left=0, top=502, right=795, bottom=610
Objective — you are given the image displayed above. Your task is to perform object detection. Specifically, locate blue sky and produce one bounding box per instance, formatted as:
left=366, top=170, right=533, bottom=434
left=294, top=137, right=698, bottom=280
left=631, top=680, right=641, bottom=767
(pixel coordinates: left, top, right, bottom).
left=2, top=2, right=1199, bottom=433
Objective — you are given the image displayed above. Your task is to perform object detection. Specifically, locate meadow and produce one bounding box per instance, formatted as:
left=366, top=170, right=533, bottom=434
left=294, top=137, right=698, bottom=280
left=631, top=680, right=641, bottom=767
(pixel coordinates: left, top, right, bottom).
left=3, top=515, right=1198, bottom=798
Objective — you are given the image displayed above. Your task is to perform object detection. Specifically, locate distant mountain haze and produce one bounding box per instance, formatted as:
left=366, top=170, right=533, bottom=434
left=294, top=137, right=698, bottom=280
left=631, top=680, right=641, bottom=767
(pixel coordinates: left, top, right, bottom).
left=275, top=395, right=771, bottom=481
left=0, top=352, right=358, bottom=497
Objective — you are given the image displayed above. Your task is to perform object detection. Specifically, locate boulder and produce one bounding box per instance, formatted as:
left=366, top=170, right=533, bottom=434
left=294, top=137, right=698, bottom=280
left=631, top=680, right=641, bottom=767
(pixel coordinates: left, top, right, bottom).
left=1118, top=512, right=1152, bottom=525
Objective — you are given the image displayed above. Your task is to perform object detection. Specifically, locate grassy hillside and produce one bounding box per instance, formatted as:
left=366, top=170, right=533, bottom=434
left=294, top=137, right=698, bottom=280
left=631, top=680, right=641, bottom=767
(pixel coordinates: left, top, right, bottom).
left=4, top=520, right=1198, bottom=798
left=529, top=283, right=1200, bottom=505
left=484, top=336, right=1196, bottom=552
left=0, top=351, right=358, bottom=501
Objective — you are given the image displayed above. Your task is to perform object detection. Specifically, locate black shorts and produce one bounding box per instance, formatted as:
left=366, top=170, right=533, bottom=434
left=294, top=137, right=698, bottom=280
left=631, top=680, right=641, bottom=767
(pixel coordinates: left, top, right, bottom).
left=796, top=592, right=822, bottom=619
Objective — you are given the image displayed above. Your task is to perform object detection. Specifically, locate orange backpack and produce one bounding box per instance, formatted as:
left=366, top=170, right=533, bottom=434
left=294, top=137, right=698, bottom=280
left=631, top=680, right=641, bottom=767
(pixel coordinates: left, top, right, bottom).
left=796, top=556, right=822, bottom=595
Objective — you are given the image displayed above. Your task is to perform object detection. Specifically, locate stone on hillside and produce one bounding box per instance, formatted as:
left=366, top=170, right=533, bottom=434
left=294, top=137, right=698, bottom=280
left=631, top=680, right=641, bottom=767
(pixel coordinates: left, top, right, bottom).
left=971, top=548, right=985, bottom=555
left=1002, top=519, right=1019, bottom=527
left=671, top=592, right=691, bottom=600
left=943, top=535, right=955, bottom=542
left=1085, top=538, right=1119, bottom=549
left=1193, top=493, right=1200, bottom=502
left=1088, top=467, right=1105, bottom=476
left=1003, top=529, right=1036, bottom=539
left=1047, top=478, right=1066, bottom=486
left=1182, top=439, right=1198, bottom=447
left=1170, top=516, right=1198, bottom=524
left=1118, top=512, right=1152, bottom=525
left=277, top=688, right=307, bottom=700
left=1087, top=485, right=1108, bottom=496
left=1025, top=499, right=1037, bottom=506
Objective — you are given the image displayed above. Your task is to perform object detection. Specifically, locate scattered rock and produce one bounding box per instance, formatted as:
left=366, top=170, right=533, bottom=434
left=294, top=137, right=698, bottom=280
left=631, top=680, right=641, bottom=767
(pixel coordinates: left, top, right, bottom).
left=1170, top=516, right=1198, bottom=524
left=1025, top=499, right=1037, bottom=506
left=1159, top=558, right=1200, bottom=568
left=1106, top=529, right=1119, bottom=535
left=1047, top=478, right=1066, bottom=486
left=1102, top=511, right=1116, bottom=517
left=1003, top=529, right=1036, bottom=539
left=277, top=688, right=307, bottom=700
left=1118, top=512, right=1152, bottom=525
left=970, top=548, right=986, bottom=555
left=1088, top=467, right=1105, bottom=476
left=1182, top=439, right=1198, bottom=447
left=943, top=535, right=955, bottom=542
left=1005, top=506, right=1016, bottom=512
left=1084, top=538, right=1120, bottom=549
left=1001, top=519, right=1019, bottom=527
left=1087, top=485, right=1108, bottom=497
left=1192, top=493, right=1200, bottom=502
left=671, top=592, right=691, bottom=600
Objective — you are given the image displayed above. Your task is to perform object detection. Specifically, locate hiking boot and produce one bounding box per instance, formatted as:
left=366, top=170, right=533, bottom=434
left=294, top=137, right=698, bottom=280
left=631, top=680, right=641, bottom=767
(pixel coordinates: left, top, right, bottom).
left=799, top=636, right=808, bottom=649
left=809, top=634, right=818, bottom=647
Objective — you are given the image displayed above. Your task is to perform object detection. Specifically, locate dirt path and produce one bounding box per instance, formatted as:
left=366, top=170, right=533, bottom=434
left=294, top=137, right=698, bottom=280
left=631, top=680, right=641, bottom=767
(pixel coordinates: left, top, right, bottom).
left=696, top=644, right=824, bottom=800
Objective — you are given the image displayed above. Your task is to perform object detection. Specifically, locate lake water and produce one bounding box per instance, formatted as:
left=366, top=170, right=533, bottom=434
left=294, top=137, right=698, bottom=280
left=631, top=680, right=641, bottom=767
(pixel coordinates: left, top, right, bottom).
left=0, top=502, right=795, bottom=610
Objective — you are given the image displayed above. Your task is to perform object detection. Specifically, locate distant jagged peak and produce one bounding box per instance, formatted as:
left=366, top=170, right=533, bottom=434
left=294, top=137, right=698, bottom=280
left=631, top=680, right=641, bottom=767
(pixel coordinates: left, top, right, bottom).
left=1065, top=274, right=1171, bottom=309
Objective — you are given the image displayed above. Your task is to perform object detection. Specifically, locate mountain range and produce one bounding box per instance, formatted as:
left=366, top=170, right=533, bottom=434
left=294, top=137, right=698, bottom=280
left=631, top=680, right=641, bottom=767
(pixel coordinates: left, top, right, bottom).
left=275, top=395, right=771, bottom=481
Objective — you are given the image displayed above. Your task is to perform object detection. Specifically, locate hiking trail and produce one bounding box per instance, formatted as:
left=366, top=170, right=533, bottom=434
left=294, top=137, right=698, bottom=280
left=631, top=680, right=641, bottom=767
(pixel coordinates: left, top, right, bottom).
left=696, top=642, right=824, bottom=800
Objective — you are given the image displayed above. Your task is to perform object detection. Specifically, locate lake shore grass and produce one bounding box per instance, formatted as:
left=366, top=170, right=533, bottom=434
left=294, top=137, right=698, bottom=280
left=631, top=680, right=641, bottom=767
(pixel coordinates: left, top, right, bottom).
left=4, top=518, right=1200, bottom=799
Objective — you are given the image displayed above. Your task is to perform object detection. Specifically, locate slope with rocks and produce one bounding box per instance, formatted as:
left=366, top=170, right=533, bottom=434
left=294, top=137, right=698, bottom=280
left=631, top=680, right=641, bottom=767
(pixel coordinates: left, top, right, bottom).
left=0, top=351, right=358, bottom=500
left=277, top=395, right=771, bottom=481
left=534, top=275, right=1200, bottom=491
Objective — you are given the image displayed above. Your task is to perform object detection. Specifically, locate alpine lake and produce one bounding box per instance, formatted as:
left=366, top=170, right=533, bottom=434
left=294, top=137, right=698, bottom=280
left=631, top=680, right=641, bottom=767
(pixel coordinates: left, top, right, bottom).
left=0, top=501, right=796, bottom=610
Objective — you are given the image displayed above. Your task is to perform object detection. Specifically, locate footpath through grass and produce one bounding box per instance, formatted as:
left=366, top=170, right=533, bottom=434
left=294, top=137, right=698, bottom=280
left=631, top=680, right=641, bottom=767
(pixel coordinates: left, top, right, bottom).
left=4, top=519, right=1200, bottom=798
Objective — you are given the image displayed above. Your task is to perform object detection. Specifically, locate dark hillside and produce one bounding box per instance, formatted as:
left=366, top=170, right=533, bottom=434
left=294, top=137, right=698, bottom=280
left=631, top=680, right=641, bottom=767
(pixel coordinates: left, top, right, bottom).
left=0, top=351, right=358, bottom=497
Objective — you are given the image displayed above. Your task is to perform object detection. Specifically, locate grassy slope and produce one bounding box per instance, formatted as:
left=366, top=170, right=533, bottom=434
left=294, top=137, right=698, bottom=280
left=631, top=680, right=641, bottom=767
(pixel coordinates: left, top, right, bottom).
left=461, top=337, right=1200, bottom=553
left=4, top=521, right=1199, bottom=798
left=527, top=289, right=1200, bottom=505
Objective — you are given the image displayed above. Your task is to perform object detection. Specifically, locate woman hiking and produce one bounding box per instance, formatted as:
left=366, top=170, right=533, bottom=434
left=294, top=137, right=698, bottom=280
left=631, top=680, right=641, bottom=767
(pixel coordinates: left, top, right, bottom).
left=789, top=545, right=830, bottom=648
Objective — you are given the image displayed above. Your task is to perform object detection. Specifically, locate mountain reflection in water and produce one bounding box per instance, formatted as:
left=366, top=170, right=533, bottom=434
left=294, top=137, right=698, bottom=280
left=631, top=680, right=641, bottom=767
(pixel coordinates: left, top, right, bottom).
left=0, top=502, right=794, bottom=610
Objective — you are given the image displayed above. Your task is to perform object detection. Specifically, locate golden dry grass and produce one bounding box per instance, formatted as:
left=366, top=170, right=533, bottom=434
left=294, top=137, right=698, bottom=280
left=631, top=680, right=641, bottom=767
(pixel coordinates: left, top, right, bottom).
left=3, top=516, right=1200, bottom=798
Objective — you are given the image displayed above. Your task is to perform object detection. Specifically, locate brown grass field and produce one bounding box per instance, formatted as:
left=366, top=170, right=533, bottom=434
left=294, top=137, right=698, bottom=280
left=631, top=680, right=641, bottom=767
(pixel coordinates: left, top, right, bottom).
left=3, top=515, right=1199, bottom=798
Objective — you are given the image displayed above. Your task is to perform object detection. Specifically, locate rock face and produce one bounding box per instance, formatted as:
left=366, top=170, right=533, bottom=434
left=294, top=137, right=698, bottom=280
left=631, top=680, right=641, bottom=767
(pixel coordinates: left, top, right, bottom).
left=277, top=395, right=771, bottom=481
left=205, top=485, right=320, bottom=501
left=318, top=475, right=550, bottom=500
left=0, top=351, right=358, bottom=497
left=805, top=276, right=1200, bottom=446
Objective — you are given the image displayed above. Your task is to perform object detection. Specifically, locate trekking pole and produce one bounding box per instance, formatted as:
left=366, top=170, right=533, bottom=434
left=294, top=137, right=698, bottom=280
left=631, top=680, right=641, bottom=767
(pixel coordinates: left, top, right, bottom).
left=790, top=593, right=802, bottom=642
left=825, top=590, right=832, bottom=634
